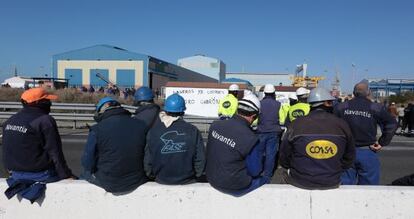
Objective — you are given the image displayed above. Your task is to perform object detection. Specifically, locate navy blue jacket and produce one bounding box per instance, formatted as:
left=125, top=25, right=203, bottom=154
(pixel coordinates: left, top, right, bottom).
left=144, top=116, right=205, bottom=184
left=206, top=115, right=259, bottom=191
left=2, top=106, right=73, bottom=179
left=280, top=109, right=355, bottom=189
left=81, top=107, right=148, bottom=193
left=257, top=96, right=282, bottom=133
left=334, top=97, right=397, bottom=146
left=133, top=103, right=160, bottom=130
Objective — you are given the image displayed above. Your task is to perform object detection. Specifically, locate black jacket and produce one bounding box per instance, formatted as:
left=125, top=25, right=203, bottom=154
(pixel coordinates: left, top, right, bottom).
left=334, top=97, right=397, bottom=146
left=133, top=103, right=160, bottom=130
left=206, top=115, right=259, bottom=191
left=144, top=116, right=205, bottom=184
left=2, top=106, right=73, bottom=179
left=89, top=107, right=148, bottom=193
left=280, top=109, right=355, bottom=189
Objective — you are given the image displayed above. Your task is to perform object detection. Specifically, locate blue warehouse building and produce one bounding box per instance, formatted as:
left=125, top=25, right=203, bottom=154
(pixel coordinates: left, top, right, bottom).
left=52, top=45, right=217, bottom=90
left=369, top=78, right=414, bottom=98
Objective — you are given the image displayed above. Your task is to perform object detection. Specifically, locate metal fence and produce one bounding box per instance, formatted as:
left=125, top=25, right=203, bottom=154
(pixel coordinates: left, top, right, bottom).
left=0, top=102, right=217, bottom=132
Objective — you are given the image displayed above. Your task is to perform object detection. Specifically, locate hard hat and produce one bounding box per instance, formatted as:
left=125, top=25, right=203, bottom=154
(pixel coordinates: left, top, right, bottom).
left=296, top=87, right=310, bottom=96
left=21, top=87, right=58, bottom=104
left=244, top=90, right=253, bottom=96
left=96, top=96, right=118, bottom=111
left=288, top=93, right=298, bottom=100
left=238, top=94, right=260, bottom=113
left=263, top=84, right=275, bottom=94
left=134, top=86, right=154, bottom=101
left=164, top=93, right=186, bottom=113
left=307, top=87, right=335, bottom=104
left=229, top=84, right=239, bottom=91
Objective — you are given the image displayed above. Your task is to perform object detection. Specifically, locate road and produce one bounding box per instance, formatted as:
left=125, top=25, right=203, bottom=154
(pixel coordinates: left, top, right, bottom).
left=0, top=129, right=413, bottom=185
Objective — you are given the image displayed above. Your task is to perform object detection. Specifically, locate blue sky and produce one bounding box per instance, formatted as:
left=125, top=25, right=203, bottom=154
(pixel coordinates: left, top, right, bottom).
left=1, top=0, right=413, bottom=92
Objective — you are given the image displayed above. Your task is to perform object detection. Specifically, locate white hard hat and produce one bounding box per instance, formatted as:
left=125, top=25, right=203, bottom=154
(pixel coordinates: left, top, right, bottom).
left=296, top=87, right=310, bottom=96
left=263, top=84, right=275, bottom=94
left=238, top=94, right=260, bottom=113
left=229, top=84, right=239, bottom=91
left=244, top=89, right=253, bottom=96
left=308, top=87, right=335, bottom=106
left=288, top=93, right=298, bottom=100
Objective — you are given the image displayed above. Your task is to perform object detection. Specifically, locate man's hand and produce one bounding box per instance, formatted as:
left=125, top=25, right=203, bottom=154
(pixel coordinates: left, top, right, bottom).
left=370, top=142, right=382, bottom=152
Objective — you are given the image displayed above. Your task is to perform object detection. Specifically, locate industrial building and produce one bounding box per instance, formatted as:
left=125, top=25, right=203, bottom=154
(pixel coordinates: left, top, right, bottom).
left=226, top=72, right=293, bottom=91
left=177, top=55, right=226, bottom=81
left=369, top=78, right=414, bottom=98
left=52, top=45, right=217, bottom=90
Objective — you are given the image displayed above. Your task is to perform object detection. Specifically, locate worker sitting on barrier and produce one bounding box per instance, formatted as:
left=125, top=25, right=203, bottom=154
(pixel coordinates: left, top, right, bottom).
left=206, top=94, right=269, bottom=196
left=81, top=97, right=148, bottom=193
left=133, top=86, right=160, bottom=130
left=144, top=93, right=206, bottom=184
left=218, top=84, right=239, bottom=120
left=2, top=88, right=76, bottom=203
left=278, top=88, right=355, bottom=189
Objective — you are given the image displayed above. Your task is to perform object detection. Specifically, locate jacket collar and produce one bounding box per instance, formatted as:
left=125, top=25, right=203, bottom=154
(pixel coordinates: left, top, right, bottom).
left=134, top=103, right=159, bottom=114
left=96, top=107, right=130, bottom=122
left=21, top=105, right=49, bottom=114
left=232, top=114, right=251, bottom=127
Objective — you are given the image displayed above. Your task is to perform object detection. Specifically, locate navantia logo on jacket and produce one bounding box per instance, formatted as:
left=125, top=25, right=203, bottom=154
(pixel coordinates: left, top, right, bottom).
left=306, top=140, right=338, bottom=159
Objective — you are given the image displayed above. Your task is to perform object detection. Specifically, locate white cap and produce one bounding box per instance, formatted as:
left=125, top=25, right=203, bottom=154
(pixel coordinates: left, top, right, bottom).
left=238, top=94, right=260, bottom=113
left=288, top=93, right=298, bottom=100
left=296, top=87, right=310, bottom=96
left=229, top=84, right=239, bottom=91
left=264, top=84, right=275, bottom=93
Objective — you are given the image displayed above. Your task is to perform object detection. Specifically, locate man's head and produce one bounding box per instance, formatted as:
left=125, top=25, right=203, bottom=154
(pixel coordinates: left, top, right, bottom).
left=21, top=87, right=58, bottom=105
left=237, top=94, right=260, bottom=124
left=96, top=97, right=121, bottom=114
left=164, top=93, right=186, bottom=117
left=21, top=87, right=58, bottom=112
left=263, top=84, right=275, bottom=98
left=134, top=86, right=154, bottom=105
left=296, top=87, right=310, bottom=102
left=228, top=84, right=239, bottom=98
left=353, top=81, right=370, bottom=98
left=308, top=87, right=336, bottom=110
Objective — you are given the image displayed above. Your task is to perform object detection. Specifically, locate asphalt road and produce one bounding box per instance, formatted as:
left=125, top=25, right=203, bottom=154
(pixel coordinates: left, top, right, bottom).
left=0, top=129, right=413, bottom=185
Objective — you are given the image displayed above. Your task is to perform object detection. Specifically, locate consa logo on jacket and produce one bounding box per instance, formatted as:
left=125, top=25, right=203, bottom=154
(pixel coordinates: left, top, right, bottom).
left=305, top=140, right=337, bottom=159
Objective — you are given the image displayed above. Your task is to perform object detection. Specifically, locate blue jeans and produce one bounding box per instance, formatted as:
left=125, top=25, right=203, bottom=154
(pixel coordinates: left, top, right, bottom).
left=341, top=147, right=380, bottom=185
left=257, top=132, right=279, bottom=178
left=11, top=169, right=60, bottom=183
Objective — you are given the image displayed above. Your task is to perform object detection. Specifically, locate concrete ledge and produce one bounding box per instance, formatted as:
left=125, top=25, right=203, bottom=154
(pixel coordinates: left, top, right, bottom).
left=0, top=179, right=413, bottom=219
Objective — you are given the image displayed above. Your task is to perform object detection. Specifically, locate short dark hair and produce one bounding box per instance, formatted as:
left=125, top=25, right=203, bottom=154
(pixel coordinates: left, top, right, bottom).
left=166, top=111, right=184, bottom=117
left=353, top=82, right=370, bottom=97
left=237, top=108, right=257, bottom=117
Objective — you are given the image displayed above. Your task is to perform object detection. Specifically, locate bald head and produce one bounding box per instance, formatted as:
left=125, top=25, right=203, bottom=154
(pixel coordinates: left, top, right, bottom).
left=353, top=82, right=370, bottom=97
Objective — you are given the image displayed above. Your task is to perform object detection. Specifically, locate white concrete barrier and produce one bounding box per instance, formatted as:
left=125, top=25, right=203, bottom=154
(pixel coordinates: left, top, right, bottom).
left=0, top=179, right=413, bottom=219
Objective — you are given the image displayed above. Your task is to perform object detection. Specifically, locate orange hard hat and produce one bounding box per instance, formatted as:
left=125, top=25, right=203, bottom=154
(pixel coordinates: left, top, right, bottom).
left=21, top=87, right=58, bottom=103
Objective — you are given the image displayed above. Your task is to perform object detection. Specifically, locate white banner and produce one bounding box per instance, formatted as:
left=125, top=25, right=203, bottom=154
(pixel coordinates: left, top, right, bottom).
left=165, top=87, right=227, bottom=117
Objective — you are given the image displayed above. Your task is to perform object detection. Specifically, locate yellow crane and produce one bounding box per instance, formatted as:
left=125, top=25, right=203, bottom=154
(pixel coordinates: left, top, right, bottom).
left=292, top=63, right=324, bottom=88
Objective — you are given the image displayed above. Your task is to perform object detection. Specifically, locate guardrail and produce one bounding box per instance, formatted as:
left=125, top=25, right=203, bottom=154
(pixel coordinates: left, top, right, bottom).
left=0, top=102, right=217, bottom=132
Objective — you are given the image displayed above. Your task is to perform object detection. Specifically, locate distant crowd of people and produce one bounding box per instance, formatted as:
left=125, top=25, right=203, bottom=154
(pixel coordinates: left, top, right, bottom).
left=1, top=81, right=413, bottom=204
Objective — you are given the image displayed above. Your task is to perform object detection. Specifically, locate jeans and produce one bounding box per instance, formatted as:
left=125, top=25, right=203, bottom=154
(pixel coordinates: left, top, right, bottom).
left=11, top=169, right=60, bottom=183
left=341, top=147, right=380, bottom=185
left=257, top=132, right=280, bottom=178
left=81, top=171, right=101, bottom=187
